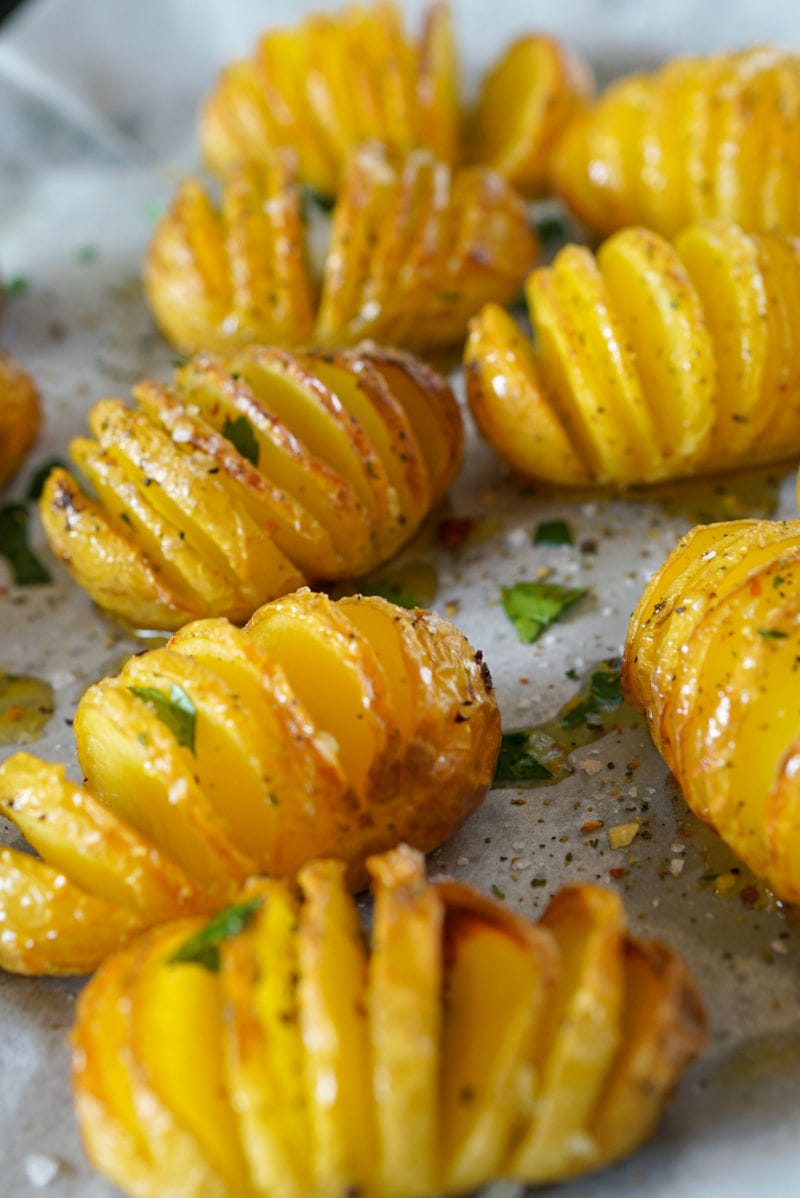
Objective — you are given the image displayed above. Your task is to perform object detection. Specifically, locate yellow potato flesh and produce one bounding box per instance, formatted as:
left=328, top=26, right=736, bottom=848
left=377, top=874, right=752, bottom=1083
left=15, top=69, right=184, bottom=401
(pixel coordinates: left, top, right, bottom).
left=466, top=303, right=589, bottom=486
left=439, top=911, right=547, bottom=1193
left=635, top=59, right=697, bottom=236
left=200, top=60, right=277, bottom=180
left=75, top=682, right=253, bottom=902
left=0, top=353, right=41, bottom=490
left=597, top=228, right=716, bottom=467
left=297, top=861, right=374, bottom=1194
left=416, top=0, right=459, bottom=163
left=755, top=234, right=800, bottom=453
left=221, top=882, right=310, bottom=1198
left=511, top=886, right=626, bottom=1183
left=367, top=847, right=442, bottom=1198
left=131, top=940, right=251, bottom=1193
left=337, top=597, right=415, bottom=741
left=761, top=63, right=800, bottom=231
left=0, top=754, right=202, bottom=921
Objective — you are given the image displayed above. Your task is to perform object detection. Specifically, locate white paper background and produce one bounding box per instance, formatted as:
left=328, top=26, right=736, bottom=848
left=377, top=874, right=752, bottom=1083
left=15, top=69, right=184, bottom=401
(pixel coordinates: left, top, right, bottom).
left=1, top=2, right=800, bottom=1195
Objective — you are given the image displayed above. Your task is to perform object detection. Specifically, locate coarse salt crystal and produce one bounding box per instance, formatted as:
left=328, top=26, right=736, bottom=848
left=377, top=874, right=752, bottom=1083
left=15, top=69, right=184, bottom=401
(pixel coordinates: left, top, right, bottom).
left=24, top=1155, right=60, bottom=1188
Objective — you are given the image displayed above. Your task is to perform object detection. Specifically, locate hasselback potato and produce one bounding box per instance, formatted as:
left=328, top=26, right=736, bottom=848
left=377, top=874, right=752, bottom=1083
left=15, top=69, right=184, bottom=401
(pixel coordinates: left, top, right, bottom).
left=624, top=518, right=800, bottom=902
left=40, top=343, right=462, bottom=630
left=200, top=1, right=460, bottom=195
left=0, top=590, right=500, bottom=974
left=465, top=220, right=800, bottom=487
left=0, top=351, right=41, bottom=490
left=552, top=46, right=800, bottom=238
left=72, top=845, right=706, bottom=1198
left=145, top=146, right=537, bottom=356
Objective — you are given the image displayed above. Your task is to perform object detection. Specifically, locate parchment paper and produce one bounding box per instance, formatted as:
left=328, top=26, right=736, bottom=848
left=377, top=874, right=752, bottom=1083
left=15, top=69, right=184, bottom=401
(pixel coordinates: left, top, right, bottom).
left=1, top=2, right=799, bottom=1195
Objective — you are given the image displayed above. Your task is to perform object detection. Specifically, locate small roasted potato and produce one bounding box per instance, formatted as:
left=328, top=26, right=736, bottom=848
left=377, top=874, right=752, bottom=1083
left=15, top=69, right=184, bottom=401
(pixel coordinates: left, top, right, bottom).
left=0, top=590, right=499, bottom=974
left=465, top=221, right=800, bottom=488
left=552, top=46, right=800, bottom=238
left=145, top=147, right=537, bottom=357
left=40, top=344, right=462, bottom=630
left=468, top=33, right=593, bottom=197
left=199, top=1, right=459, bottom=194
left=72, top=846, right=707, bottom=1198
left=0, top=351, right=41, bottom=490
left=624, top=518, right=800, bottom=901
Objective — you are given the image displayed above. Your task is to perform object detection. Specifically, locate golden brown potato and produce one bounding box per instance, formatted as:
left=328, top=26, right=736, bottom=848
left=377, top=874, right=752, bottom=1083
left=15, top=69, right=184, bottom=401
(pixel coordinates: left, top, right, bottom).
left=39, top=343, right=462, bottom=630
left=72, top=846, right=707, bottom=1197
left=465, top=221, right=800, bottom=488
left=624, top=518, right=800, bottom=902
left=199, top=1, right=460, bottom=195
left=468, top=33, right=593, bottom=197
left=552, top=46, right=800, bottom=238
left=0, top=351, right=41, bottom=491
left=145, top=147, right=537, bottom=357
left=0, top=590, right=499, bottom=974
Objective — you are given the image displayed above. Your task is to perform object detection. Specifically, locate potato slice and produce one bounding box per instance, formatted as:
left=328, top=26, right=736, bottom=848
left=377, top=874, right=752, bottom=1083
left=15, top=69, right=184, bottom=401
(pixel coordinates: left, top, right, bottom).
left=200, top=59, right=279, bottom=182
left=590, top=938, right=708, bottom=1168
left=437, top=881, right=558, bottom=1193
left=367, top=846, right=443, bottom=1198
left=220, top=880, right=309, bottom=1198
left=416, top=0, right=460, bottom=163
left=0, top=352, right=41, bottom=491
left=510, top=885, right=626, bottom=1183
left=0, top=753, right=205, bottom=921
left=297, top=860, right=374, bottom=1193
left=754, top=233, right=800, bottom=455
left=0, top=846, right=141, bottom=975
left=75, top=680, right=255, bottom=901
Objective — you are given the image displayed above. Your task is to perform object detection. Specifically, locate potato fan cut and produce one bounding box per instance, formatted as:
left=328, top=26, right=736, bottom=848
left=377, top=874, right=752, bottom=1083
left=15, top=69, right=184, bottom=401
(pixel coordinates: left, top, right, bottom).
left=466, top=221, right=800, bottom=487
left=40, top=343, right=462, bottom=630
left=0, top=590, right=500, bottom=974
left=71, top=846, right=707, bottom=1198
left=624, top=517, right=800, bottom=902
left=552, top=46, right=800, bottom=238
left=145, top=145, right=537, bottom=357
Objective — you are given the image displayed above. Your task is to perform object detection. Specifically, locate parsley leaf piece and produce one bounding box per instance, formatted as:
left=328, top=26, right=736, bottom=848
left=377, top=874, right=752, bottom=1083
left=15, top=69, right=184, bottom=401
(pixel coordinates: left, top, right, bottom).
left=360, top=581, right=421, bottom=609
left=501, top=581, right=585, bottom=643
left=5, top=275, right=28, bottom=297
left=533, top=519, right=573, bottom=547
left=129, top=682, right=197, bottom=751
left=222, top=414, right=259, bottom=467
left=495, top=730, right=554, bottom=782
left=561, top=661, right=623, bottom=729
left=169, top=899, right=262, bottom=972
left=0, top=504, right=51, bottom=585
left=26, top=458, right=68, bottom=501
left=758, top=628, right=788, bottom=639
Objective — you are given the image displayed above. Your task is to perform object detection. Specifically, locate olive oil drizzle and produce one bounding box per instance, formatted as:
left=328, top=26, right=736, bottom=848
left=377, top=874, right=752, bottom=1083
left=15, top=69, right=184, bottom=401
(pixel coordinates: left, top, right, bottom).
left=0, top=672, right=55, bottom=745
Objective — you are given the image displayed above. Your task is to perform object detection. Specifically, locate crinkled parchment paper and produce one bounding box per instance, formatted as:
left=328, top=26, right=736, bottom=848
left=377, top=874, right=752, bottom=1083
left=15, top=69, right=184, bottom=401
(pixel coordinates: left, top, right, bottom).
left=1, top=2, right=800, bottom=1194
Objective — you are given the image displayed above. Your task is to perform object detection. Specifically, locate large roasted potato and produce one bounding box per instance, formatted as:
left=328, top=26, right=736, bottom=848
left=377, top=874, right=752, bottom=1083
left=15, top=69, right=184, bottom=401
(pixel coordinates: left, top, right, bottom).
left=200, top=1, right=460, bottom=196
left=0, top=590, right=500, bottom=974
left=0, top=350, right=41, bottom=490
left=72, top=846, right=707, bottom=1198
left=624, top=518, right=800, bottom=902
left=40, top=343, right=462, bottom=630
left=145, top=146, right=537, bottom=357
left=465, top=221, right=800, bottom=487
left=552, top=46, right=800, bottom=238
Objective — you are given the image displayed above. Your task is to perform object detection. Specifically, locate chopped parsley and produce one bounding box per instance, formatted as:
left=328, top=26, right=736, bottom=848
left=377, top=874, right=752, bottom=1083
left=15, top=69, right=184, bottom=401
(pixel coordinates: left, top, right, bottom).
left=0, top=504, right=51, bottom=585
left=360, top=580, right=420, bottom=609
left=758, top=628, right=788, bottom=640
left=4, top=275, right=28, bottom=298
left=501, top=581, right=585, bottom=643
left=26, top=458, right=68, bottom=501
left=561, top=660, right=623, bottom=729
left=495, top=730, right=554, bottom=782
left=169, top=899, right=262, bottom=971
left=128, top=682, right=197, bottom=751
left=533, top=519, right=573, bottom=547
left=222, top=414, right=259, bottom=467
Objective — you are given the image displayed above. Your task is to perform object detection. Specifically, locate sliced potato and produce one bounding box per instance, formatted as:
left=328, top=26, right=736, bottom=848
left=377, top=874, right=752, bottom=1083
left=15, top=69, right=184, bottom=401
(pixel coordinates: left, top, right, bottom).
left=0, top=352, right=41, bottom=491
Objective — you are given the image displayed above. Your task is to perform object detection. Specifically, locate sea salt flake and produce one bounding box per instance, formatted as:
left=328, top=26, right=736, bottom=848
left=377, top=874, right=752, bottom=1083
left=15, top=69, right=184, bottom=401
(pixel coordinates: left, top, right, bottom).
left=24, top=1155, right=60, bottom=1188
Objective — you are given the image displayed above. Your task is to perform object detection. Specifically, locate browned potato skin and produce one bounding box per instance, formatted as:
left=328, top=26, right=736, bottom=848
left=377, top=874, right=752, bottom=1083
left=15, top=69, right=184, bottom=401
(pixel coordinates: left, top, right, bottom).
left=0, top=351, right=41, bottom=491
left=40, top=345, right=463, bottom=631
left=624, top=518, right=800, bottom=901
left=72, top=847, right=706, bottom=1197
left=0, top=592, right=499, bottom=974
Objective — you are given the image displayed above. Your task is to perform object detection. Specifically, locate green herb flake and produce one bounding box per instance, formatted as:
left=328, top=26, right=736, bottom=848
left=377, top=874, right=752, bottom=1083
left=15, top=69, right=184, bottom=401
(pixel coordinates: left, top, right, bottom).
left=561, top=661, right=623, bottom=729
left=26, top=458, right=68, bottom=501
left=773, top=574, right=786, bottom=590
left=0, top=504, right=51, bottom=586
left=361, top=581, right=420, bottom=609
left=758, top=628, right=788, bottom=639
left=128, top=682, right=197, bottom=751
left=501, top=581, right=585, bottom=644
left=300, top=185, right=336, bottom=216
left=495, top=730, right=554, bottom=783
left=530, top=877, right=547, bottom=888
left=533, top=519, right=573, bottom=547
left=222, top=414, right=259, bottom=467
left=491, top=884, right=506, bottom=901
left=5, top=275, right=28, bottom=297
left=169, top=898, right=262, bottom=972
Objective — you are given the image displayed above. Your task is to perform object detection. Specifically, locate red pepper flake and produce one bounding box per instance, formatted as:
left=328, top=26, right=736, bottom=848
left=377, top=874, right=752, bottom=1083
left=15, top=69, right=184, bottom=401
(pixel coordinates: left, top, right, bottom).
left=436, top=516, right=474, bottom=551
left=609, top=867, right=626, bottom=879
left=581, top=820, right=604, bottom=833
left=626, top=760, right=640, bottom=771
left=2, top=706, right=24, bottom=723
left=740, top=884, right=759, bottom=906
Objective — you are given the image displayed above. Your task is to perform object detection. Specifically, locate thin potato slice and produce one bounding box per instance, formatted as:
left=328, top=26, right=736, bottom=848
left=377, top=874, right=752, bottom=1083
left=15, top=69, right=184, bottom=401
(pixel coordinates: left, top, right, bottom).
left=0, top=352, right=41, bottom=490
left=416, top=0, right=460, bottom=163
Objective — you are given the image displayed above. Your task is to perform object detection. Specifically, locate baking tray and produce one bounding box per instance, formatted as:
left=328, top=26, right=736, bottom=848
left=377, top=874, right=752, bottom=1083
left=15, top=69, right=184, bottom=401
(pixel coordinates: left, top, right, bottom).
left=1, top=2, right=799, bottom=1194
